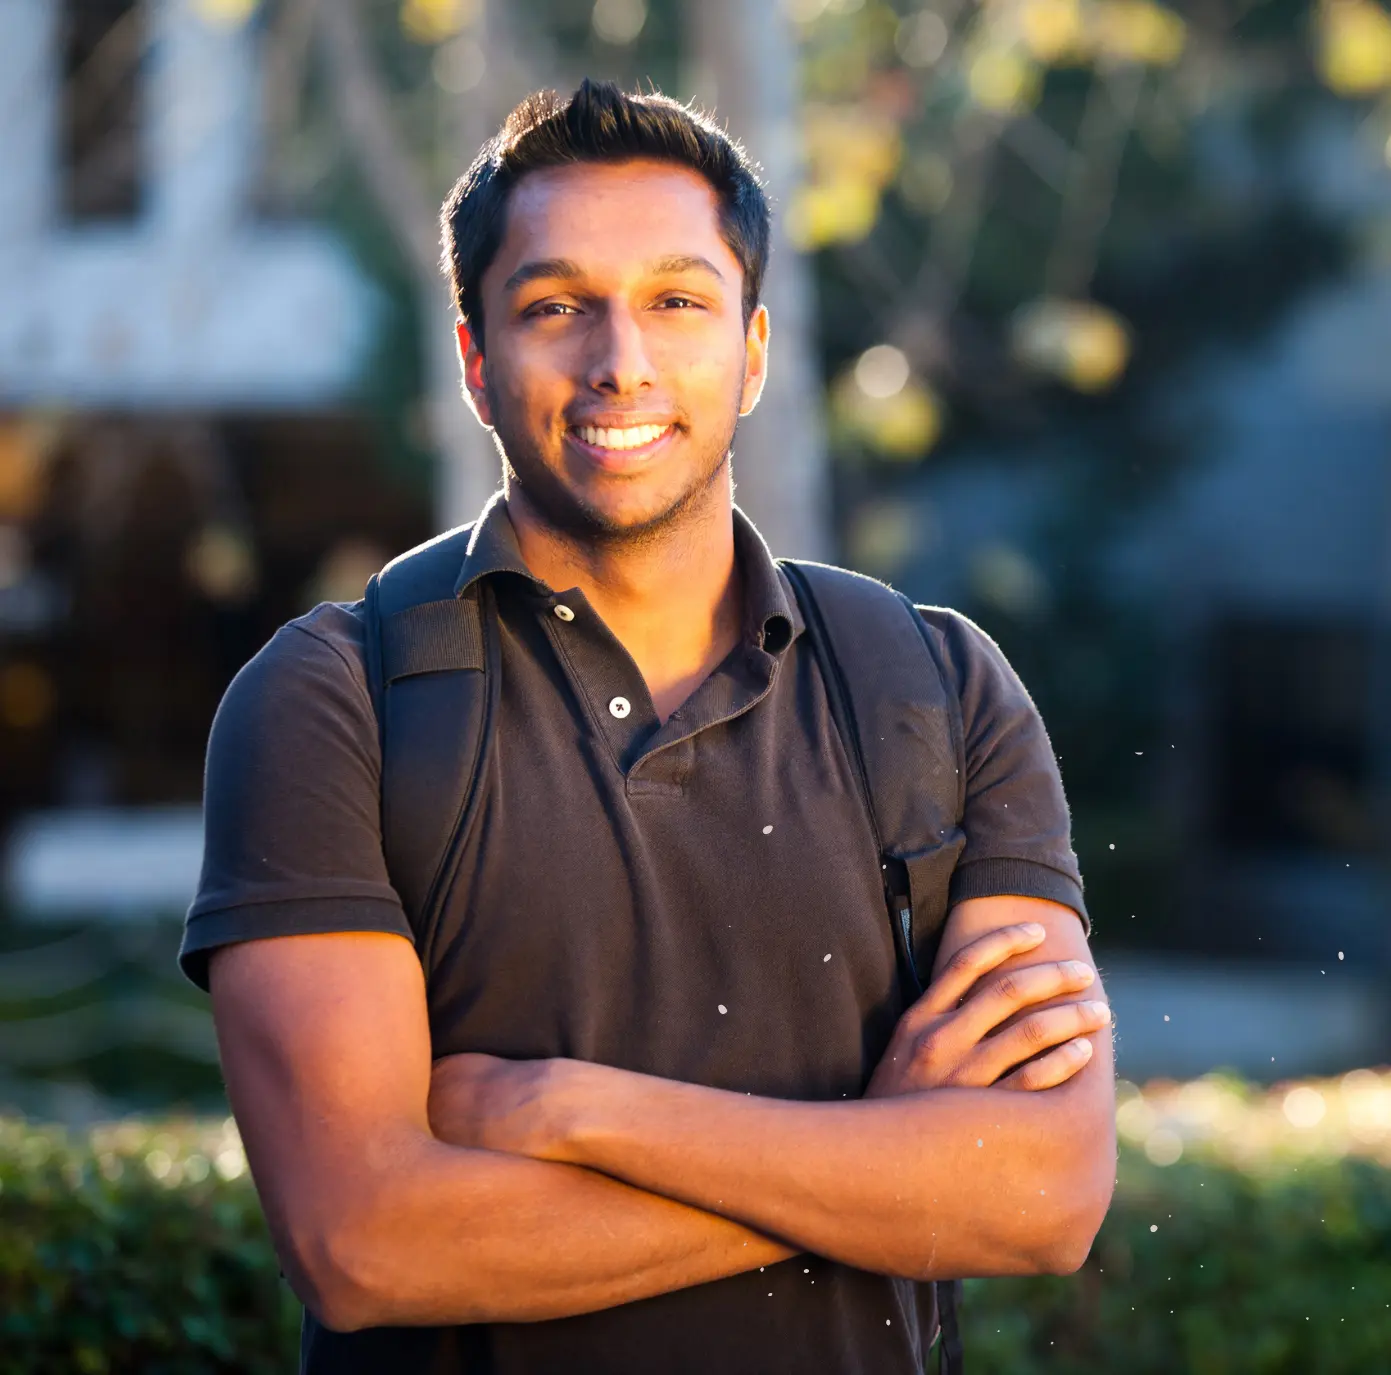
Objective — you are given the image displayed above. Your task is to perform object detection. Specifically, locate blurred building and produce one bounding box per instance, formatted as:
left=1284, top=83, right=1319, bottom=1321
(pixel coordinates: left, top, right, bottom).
left=887, top=240, right=1391, bottom=976
left=0, top=0, right=429, bottom=914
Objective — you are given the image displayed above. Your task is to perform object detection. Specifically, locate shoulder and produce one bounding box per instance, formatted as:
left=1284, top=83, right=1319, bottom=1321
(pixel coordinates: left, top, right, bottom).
left=911, top=604, right=1039, bottom=714
left=280, top=599, right=369, bottom=678
left=209, top=601, right=375, bottom=765
left=226, top=601, right=369, bottom=707
left=912, top=605, right=1008, bottom=676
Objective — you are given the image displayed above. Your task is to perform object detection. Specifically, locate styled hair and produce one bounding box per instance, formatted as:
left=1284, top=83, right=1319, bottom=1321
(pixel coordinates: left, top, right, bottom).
left=440, top=79, right=770, bottom=346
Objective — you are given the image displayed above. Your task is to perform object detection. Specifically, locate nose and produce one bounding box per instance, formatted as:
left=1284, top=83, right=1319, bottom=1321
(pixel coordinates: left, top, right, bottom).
left=585, top=303, right=656, bottom=397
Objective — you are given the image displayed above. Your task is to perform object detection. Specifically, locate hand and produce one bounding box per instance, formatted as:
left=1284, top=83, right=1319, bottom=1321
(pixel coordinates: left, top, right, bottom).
left=865, top=922, right=1109, bottom=1098
left=428, top=1052, right=580, bottom=1160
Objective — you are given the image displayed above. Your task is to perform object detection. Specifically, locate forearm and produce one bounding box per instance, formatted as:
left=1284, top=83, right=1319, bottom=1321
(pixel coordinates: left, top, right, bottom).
left=546, top=1057, right=1115, bottom=1281
left=302, top=1128, right=792, bottom=1330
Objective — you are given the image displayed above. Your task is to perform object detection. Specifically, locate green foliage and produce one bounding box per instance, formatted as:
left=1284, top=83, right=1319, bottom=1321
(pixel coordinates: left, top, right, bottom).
left=3, top=1114, right=1390, bottom=1373
left=0, top=1119, right=297, bottom=1374
left=963, top=1150, right=1391, bottom=1373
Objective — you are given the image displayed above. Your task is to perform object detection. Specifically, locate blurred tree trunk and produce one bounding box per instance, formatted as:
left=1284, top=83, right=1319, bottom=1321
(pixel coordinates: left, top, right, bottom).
left=314, top=0, right=502, bottom=531
left=684, top=0, right=830, bottom=561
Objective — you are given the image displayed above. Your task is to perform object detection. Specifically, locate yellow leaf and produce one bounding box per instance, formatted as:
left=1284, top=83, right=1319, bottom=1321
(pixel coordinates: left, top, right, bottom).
left=968, top=47, right=1043, bottom=113
left=833, top=372, right=944, bottom=457
left=787, top=179, right=882, bottom=249
left=1019, top=0, right=1089, bottom=64
left=1012, top=297, right=1132, bottom=392
left=1317, top=0, right=1391, bottom=95
left=400, top=0, right=479, bottom=44
left=1092, top=0, right=1186, bottom=66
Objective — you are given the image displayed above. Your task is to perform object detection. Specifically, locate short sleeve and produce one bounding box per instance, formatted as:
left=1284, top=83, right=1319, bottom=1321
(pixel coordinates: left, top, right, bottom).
left=917, top=607, right=1089, bottom=931
left=178, top=603, right=412, bottom=991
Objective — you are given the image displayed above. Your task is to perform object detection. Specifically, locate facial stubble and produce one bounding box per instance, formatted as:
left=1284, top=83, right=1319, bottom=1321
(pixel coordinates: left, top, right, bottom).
left=486, top=374, right=745, bottom=551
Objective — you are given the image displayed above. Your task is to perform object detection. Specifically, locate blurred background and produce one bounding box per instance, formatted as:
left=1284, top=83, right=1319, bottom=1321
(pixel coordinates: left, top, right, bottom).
left=3, top=1, right=1391, bottom=1368
left=0, top=0, right=1389, bottom=1165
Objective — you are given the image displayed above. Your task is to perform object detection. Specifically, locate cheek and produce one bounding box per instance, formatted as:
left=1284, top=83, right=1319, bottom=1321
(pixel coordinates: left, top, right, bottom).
left=660, top=335, right=744, bottom=395
left=488, top=353, right=567, bottom=428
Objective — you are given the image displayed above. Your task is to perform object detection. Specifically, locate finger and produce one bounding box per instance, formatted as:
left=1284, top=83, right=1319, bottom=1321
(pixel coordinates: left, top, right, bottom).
left=916, top=923, right=1048, bottom=1018
left=997, top=1036, right=1095, bottom=1091
left=973, top=999, right=1111, bottom=1082
left=953, top=959, right=1097, bottom=1041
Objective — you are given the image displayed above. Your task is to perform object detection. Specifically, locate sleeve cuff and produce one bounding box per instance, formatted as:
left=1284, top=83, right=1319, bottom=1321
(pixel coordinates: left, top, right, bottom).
left=948, top=858, right=1090, bottom=934
left=179, top=896, right=414, bottom=992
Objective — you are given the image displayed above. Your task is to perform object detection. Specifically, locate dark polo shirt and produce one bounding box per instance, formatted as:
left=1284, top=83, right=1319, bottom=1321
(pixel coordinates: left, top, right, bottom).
left=181, top=498, right=1087, bottom=1375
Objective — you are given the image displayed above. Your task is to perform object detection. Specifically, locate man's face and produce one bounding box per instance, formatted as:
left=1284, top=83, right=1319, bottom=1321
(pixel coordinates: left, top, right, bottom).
left=461, top=159, right=768, bottom=540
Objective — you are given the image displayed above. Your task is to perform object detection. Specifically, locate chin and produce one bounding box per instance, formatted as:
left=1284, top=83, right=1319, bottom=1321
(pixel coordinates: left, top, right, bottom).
left=567, top=486, right=702, bottom=541
left=510, top=457, right=729, bottom=544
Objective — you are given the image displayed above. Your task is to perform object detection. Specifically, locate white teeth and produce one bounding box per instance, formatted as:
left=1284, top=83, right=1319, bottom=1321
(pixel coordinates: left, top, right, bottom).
left=575, top=423, right=669, bottom=450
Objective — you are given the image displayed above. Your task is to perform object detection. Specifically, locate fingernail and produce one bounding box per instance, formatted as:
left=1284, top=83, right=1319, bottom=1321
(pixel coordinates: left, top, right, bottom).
left=1068, top=961, right=1095, bottom=983
left=1085, top=1001, right=1111, bottom=1023
left=1072, top=1038, right=1094, bottom=1056
left=1022, top=923, right=1046, bottom=939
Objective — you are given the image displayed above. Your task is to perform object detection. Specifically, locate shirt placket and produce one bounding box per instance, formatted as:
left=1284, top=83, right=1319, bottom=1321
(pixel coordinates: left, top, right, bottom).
left=538, top=588, right=789, bottom=789
left=536, top=587, right=661, bottom=772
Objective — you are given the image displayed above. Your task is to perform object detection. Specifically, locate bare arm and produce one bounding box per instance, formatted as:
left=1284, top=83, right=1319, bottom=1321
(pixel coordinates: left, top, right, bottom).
left=208, top=931, right=791, bottom=1333
left=430, top=896, right=1116, bottom=1281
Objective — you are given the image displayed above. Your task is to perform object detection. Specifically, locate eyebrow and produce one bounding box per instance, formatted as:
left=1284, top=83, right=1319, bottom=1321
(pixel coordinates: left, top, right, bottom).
left=502, top=258, right=583, bottom=295
left=649, top=254, right=726, bottom=282
left=501, top=254, right=727, bottom=296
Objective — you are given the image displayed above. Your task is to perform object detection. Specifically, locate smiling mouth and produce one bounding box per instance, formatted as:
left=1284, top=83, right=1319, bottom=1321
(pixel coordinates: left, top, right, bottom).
left=569, top=422, right=675, bottom=452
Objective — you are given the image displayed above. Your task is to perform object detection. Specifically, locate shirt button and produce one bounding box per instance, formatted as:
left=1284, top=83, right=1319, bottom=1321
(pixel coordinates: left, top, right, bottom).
left=553, top=604, right=575, bottom=622
left=608, top=696, right=632, bottom=720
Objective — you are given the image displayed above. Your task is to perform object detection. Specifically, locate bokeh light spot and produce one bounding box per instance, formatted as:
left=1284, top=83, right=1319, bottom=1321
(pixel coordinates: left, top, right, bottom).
left=854, top=345, right=910, bottom=399
left=592, top=0, right=648, bottom=46
left=1283, top=1086, right=1328, bottom=1130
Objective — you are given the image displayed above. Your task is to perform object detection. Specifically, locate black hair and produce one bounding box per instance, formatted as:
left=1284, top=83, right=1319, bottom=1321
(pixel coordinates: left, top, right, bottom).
left=440, top=79, right=770, bottom=346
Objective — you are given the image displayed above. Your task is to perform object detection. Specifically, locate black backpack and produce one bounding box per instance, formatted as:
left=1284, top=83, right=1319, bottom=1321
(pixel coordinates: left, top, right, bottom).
left=363, top=523, right=969, bottom=1375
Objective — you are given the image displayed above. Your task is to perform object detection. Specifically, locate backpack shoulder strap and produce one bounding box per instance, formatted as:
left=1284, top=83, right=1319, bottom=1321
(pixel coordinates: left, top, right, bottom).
left=780, top=558, right=968, bottom=1375
left=780, top=559, right=967, bottom=990
left=364, top=523, right=498, bottom=953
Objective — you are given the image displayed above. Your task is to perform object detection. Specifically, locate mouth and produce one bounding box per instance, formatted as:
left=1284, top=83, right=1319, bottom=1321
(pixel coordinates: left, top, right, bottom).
left=565, top=422, right=678, bottom=471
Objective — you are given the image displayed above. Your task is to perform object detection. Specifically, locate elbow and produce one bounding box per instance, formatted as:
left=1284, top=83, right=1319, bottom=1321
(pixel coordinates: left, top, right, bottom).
left=1032, top=1160, right=1116, bottom=1277
left=288, top=1217, right=386, bottom=1333
left=1036, top=1223, right=1098, bottom=1276
left=283, top=1196, right=404, bottom=1333
left=1031, top=1085, right=1118, bottom=1276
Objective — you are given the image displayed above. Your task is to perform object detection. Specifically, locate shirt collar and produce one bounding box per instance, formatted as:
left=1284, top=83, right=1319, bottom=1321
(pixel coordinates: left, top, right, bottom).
left=732, top=505, right=804, bottom=654
left=452, top=490, right=546, bottom=597
left=451, top=492, right=804, bottom=656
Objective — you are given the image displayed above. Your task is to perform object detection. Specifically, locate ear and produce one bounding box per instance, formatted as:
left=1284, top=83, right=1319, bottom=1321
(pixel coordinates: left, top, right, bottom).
left=738, top=304, right=770, bottom=417
left=456, top=318, right=494, bottom=427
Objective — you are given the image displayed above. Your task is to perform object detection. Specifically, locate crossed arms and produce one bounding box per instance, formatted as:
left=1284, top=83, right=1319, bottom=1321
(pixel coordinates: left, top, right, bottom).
left=209, top=894, right=1116, bottom=1333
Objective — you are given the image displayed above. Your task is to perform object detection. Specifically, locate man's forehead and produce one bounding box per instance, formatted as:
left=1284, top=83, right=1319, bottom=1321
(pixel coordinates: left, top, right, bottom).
left=489, top=160, right=735, bottom=284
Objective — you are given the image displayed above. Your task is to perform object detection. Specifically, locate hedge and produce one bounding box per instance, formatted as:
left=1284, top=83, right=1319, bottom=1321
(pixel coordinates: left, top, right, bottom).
left=0, top=1118, right=296, bottom=1374
left=3, top=1073, right=1391, bottom=1373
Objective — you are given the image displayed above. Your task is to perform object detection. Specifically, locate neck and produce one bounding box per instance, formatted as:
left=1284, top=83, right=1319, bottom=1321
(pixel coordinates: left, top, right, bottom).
left=504, top=476, right=743, bottom=722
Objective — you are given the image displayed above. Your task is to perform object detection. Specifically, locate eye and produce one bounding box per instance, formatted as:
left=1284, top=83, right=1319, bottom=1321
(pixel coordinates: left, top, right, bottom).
left=657, top=295, right=702, bottom=310
left=527, top=301, right=578, bottom=319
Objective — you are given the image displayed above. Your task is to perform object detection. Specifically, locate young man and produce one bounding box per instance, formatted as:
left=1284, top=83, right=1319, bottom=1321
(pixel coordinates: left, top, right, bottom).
left=181, top=81, right=1115, bottom=1374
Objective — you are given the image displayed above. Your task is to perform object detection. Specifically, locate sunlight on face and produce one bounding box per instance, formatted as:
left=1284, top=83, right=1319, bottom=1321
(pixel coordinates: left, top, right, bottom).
left=465, top=160, right=768, bottom=540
